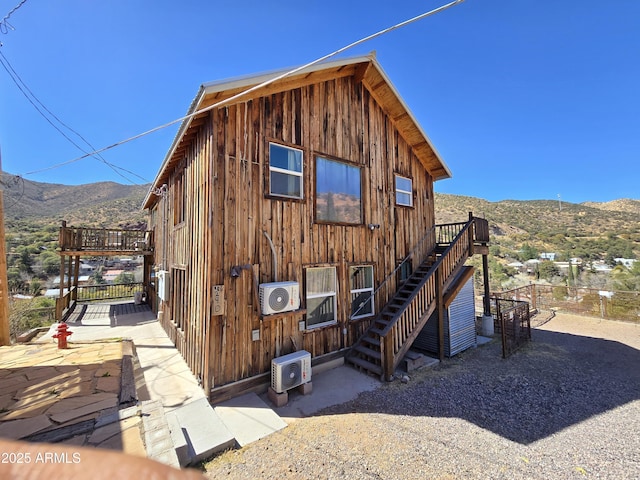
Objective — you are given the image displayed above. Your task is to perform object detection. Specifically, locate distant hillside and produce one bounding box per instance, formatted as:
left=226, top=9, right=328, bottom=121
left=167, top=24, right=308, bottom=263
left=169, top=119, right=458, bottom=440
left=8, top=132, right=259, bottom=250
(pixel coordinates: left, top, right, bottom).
left=582, top=199, right=640, bottom=216
left=435, top=193, right=640, bottom=239
left=1, top=172, right=149, bottom=228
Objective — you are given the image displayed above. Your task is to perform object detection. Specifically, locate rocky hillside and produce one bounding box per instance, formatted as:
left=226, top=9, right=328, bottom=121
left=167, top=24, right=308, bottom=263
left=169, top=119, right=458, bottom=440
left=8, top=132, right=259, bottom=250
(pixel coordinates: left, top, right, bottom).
left=435, top=193, right=640, bottom=239
left=1, top=172, right=149, bottom=229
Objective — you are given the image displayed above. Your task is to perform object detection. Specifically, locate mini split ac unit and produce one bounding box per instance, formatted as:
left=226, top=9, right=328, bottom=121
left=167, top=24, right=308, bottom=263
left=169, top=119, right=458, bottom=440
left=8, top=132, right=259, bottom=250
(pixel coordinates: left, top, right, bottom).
left=157, top=270, right=170, bottom=302
left=271, top=350, right=311, bottom=393
left=259, top=281, right=300, bottom=315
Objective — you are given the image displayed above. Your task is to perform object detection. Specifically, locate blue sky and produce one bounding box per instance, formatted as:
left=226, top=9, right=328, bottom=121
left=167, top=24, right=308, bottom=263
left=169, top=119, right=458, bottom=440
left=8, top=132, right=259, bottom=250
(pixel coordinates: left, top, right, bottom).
left=0, top=0, right=638, bottom=203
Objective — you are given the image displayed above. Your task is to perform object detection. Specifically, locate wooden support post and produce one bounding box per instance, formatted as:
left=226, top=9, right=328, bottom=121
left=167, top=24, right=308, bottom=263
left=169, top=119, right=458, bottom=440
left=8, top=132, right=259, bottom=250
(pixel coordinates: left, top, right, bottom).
left=66, top=256, right=72, bottom=298
left=436, top=267, right=445, bottom=361
left=482, top=254, right=491, bottom=317
left=468, top=212, right=474, bottom=256
left=57, top=253, right=66, bottom=321
left=72, top=255, right=80, bottom=302
left=381, top=331, right=393, bottom=382
left=531, top=283, right=537, bottom=311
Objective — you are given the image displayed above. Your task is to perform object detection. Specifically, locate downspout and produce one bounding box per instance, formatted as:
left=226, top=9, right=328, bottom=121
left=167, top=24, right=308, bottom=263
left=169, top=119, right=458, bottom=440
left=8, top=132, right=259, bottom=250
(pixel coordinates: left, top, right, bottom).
left=263, top=231, right=278, bottom=282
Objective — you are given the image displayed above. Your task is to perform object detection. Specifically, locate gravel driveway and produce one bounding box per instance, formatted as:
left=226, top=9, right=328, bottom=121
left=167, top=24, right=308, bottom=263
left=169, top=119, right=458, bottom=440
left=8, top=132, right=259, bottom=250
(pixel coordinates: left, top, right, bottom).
left=203, top=313, right=640, bottom=479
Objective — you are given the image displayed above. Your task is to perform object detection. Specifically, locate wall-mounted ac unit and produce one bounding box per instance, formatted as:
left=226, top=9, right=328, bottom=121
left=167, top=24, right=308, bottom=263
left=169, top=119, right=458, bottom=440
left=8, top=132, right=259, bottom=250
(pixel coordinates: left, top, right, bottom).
left=157, top=270, right=170, bottom=302
left=259, top=281, right=300, bottom=315
left=271, top=350, right=311, bottom=393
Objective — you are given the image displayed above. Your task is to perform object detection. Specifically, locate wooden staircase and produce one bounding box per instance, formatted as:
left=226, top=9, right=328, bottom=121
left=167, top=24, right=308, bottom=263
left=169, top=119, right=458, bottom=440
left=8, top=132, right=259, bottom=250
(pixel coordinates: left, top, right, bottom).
left=346, top=216, right=489, bottom=381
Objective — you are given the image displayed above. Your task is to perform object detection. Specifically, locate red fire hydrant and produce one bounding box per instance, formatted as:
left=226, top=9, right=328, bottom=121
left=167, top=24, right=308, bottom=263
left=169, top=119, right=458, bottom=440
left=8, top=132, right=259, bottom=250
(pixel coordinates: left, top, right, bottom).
left=53, top=322, right=72, bottom=349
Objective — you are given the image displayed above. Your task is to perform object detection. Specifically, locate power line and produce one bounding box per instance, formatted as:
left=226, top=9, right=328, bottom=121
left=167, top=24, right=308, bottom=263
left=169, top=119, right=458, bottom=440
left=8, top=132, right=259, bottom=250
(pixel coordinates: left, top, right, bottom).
left=0, top=0, right=28, bottom=34
left=19, top=0, right=465, bottom=178
left=0, top=49, right=149, bottom=184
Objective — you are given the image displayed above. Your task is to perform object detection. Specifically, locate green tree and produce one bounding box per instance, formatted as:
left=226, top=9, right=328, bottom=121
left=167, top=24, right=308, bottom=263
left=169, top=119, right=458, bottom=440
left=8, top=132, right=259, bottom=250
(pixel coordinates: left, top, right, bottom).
left=90, top=270, right=105, bottom=285
left=18, top=249, right=33, bottom=274
left=519, top=243, right=538, bottom=261
left=114, top=272, right=136, bottom=284
left=29, top=279, right=42, bottom=296
left=538, top=261, right=559, bottom=282
left=40, top=251, right=60, bottom=276
left=611, top=263, right=640, bottom=291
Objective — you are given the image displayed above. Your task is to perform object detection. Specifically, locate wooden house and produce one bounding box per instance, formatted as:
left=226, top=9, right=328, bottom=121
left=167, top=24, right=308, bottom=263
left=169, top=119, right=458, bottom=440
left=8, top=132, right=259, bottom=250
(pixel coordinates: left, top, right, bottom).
left=142, top=53, right=489, bottom=400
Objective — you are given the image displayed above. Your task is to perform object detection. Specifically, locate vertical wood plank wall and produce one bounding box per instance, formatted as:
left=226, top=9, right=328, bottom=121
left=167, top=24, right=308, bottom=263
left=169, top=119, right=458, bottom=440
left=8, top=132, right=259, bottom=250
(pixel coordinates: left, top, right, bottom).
left=149, top=75, right=436, bottom=394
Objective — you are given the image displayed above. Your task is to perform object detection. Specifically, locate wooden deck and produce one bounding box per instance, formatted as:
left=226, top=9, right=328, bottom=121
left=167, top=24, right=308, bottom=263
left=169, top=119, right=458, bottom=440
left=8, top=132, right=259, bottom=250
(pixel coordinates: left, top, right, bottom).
left=58, top=223, right=154, bottom=256
left=56, top=223, right=155, bottom=322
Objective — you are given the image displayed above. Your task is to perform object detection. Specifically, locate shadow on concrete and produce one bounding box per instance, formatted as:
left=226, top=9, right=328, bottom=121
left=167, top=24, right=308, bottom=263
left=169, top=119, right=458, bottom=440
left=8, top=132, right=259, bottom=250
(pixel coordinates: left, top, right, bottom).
left=318, top=329, right=640, bottom=445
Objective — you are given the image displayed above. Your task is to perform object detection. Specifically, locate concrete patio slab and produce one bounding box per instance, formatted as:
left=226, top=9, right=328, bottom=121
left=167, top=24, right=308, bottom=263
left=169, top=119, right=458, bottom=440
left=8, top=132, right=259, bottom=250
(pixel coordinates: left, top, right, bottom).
left=265, top=362, right=381, bottom=420
left=215, top=393, right=288, bottom=447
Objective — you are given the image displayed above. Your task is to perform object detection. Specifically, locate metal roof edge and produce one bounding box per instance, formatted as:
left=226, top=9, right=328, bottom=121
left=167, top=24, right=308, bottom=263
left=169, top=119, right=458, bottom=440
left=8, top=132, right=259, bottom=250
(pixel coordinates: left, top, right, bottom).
left=143, top=84, right=207, bottom=208
left=366, top=56, right=452, bottom=181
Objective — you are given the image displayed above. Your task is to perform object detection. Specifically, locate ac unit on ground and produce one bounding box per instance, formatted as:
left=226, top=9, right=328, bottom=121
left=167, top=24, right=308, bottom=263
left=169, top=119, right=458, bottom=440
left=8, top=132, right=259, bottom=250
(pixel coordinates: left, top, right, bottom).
left=271, top=350, right=311, bottom=393
left=259, top=281, right=300, bottom=315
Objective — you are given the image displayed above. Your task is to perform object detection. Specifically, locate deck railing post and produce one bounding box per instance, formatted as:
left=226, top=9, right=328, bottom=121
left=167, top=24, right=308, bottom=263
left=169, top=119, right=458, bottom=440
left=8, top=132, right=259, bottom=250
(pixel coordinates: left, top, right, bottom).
left=531, top=283, right=537, bottom=311
left=468, top=212, right=474, bottom=256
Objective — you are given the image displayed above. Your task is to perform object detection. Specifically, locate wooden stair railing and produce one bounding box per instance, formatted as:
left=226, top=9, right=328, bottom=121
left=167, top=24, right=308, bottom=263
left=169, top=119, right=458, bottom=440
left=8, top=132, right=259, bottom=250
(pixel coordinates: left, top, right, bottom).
left=347, top=216, right=483, bottom=380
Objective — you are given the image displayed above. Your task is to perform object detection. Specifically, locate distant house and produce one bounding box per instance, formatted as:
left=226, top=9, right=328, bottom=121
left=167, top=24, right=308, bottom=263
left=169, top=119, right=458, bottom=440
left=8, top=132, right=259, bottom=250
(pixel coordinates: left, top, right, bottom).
left=592, top=261, right=613, bottom=273
left=79, top=263, right=96, bottom=274
left=143, top=54, right=490, bottom=398
left=524, top=259, right=540, bottom=274
left=103, top=269, right=124, bottom=283
left=507, top=261, right=525, bottom=272
left=614, top=258, right=637, bottom=269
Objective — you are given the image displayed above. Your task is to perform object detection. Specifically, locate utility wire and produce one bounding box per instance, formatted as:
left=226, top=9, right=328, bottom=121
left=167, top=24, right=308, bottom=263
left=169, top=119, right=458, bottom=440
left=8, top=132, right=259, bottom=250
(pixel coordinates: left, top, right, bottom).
left=0, top=49, right=148, bottom=184
left=20, top=0, right=465, bottom=178
left=0, top=0, right=28, bottom=34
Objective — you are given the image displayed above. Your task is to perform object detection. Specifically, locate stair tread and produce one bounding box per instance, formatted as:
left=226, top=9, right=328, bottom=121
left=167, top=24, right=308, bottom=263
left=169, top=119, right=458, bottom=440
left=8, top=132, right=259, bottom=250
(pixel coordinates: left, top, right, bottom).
left=354, top=345, right=381, bottom=359
left=347, top=356, right=382, bottom=375
left=361, top=336, right=380, bottom=347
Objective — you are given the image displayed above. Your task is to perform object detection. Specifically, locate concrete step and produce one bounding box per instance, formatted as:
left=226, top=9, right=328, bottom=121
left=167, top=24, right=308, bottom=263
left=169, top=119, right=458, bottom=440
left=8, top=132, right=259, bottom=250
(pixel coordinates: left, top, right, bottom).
left=400, top=350, right=440, bottom=373
left=168, top=397, right=235, bottom=466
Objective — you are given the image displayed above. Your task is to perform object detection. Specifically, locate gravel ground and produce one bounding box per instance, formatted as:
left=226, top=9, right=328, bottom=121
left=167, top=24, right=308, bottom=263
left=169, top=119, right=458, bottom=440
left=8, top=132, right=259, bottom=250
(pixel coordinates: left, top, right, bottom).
left=203, top=313, right=640, bottom=479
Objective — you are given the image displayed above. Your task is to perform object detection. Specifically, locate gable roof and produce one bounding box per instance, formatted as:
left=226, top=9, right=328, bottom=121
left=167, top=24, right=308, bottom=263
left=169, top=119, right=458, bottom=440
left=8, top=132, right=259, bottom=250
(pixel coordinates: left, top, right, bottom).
left=144, top=53, right=452, bottom=208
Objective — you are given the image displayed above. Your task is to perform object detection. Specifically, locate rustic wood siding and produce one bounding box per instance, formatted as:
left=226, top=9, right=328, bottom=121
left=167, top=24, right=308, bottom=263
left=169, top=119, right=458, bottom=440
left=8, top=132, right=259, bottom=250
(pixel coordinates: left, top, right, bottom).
left=151, top=75, right=436, bottom=393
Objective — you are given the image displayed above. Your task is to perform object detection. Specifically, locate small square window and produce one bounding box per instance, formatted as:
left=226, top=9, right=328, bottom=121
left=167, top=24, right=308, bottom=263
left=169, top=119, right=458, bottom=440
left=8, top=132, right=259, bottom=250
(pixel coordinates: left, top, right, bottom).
left=269, top=143, right=303, bottom=199
left=305, top=267, right=337, bottom=328
left=395, top=175, right=413, bottom=207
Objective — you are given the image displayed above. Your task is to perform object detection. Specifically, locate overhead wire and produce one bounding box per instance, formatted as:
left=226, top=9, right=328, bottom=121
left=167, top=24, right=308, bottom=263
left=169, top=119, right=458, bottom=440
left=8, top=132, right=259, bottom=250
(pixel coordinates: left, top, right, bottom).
left=17, top=0, right=465, bottom=179
left=0, top=0, right=28, bottom=34
left=1, top=174, right=25, bottom=210
left=0, top=49, right=148, bottom=184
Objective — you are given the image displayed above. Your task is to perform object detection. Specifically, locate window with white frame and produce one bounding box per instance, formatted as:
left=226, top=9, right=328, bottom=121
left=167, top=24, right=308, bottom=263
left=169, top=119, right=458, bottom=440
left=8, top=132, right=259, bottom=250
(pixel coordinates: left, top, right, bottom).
left=350, top=265, right=374, bottom=319
left=305, top=266, right=337, bottom=328
left=395, top=175, right=413, bottom=207
left=269, top=143, right=303, bottom=199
